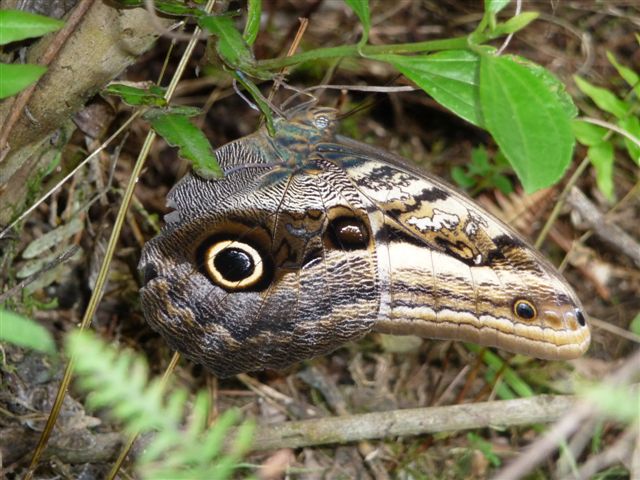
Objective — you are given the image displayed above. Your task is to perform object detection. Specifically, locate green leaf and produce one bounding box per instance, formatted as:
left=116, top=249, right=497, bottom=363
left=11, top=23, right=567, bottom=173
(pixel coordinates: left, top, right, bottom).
left=582, top=383, right=640, bottom=423
left=480, top=54, right=575, bottom=192
left=0, top=10, right=64, bottom=45
left=572, top=119, right=607, bottom=147
left=344, top=0, right=371, bottom=46
left=379, top=50, right=483, bottom=127
left=493, top=174, right=514, bottom=195
left=630, top=313, right=640, bottom=336
left=606, top=51, right=640, bottom=97
left=574, top=76, right=629, bottom=119
left=110, top=0, right=204, bottom=16
left=485, top=0, right=511, bottom=14
left=165, top=105, right=203, bottom=117
left=199, top=15, right=254, bottom=71
left=243, top=0, right=261, bottom=45
left=588, top=142, right=615, bottom=202
left=0, top=63, right=47, bottom=99
left=149, top=113, right=222, bottom=178
left=510, top=55, right=577, bottom=119
left=0, top=309, right=56, bottom=354
left=103, top=83, right=168, bottom=107
left=618, top=116, right=640, bottom=165
left=492, top=11, right=538, bottom=36
left=451, top=166, right=475, bottom=189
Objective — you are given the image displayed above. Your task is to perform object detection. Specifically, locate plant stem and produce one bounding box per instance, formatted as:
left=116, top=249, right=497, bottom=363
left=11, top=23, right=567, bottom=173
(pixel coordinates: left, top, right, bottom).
left=255, top=35, right=481, bottom=71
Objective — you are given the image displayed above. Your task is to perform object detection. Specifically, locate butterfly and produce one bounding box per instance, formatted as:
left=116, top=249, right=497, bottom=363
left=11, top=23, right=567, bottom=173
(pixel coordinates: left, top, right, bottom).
left=138, top=107, right=590, bottom=377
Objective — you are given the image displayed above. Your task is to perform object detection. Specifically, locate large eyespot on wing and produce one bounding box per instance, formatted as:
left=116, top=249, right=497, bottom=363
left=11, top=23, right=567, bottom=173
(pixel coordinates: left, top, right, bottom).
left=324, top=136, right=590, bottom=359
left=195, top=235, right=273, bottom=292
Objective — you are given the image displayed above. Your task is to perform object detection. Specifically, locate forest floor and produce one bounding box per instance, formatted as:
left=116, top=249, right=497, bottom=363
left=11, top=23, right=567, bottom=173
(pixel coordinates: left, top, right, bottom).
left=1, top=1, right=639, bottom=479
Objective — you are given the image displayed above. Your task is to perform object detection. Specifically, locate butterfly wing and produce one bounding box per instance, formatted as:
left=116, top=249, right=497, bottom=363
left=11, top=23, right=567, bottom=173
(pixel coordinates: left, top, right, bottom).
left=320, top=135, right=590, bottom=360
left=139, top=135, right=381, bottom=377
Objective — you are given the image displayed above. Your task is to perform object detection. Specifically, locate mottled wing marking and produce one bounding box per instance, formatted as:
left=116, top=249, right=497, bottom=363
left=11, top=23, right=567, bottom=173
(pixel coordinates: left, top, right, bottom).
left=321, top=138, right=590, bottom=360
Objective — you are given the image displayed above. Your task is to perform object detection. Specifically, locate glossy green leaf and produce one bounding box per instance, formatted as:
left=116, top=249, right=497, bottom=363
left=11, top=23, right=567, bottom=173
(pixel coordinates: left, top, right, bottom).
left=199, top=15, right=254, bottom=70
left=485, top=0, right=510, bottom=14
left=606, top=51, right=640, bottom=97
left=243, top=0, right=261, bottom=45
left=104, top=83, right=167, bottom=107
left=379, top=50, right=483, bottom=126
left=619, top=115, right=640, bottom=165
left=508, top=55, right=577, bottom=119
left=574, top=76, right=628, bottom=119
left=149, top=113, right=222, bottom=178
left=480, top=54, right=575, bottom=192
left=344, top=0, right=371, bottom=46
left=0, top=63, right=47, bottom=99
left=588, top=142, right=615, bottom=202
left=0, top=10, right=64, bottom=45
left=572, top=119, right=607, bottom=147
left=0, top=309, right=56, bottom=354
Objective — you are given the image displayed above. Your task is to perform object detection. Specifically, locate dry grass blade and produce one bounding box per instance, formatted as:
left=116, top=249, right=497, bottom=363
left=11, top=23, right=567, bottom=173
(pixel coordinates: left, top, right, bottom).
left=23, top=2, right=217, bottom=476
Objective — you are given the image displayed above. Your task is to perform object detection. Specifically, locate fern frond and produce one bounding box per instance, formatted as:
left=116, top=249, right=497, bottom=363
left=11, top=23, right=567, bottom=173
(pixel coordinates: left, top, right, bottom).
left=66, top=331, right=255, bottom=479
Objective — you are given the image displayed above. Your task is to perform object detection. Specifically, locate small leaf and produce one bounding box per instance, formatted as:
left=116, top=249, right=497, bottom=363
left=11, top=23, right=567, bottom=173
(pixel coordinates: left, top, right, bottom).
left=582, top=383, right=640, bottom=423
left=0, top=10, right=64, bottom=45
left=485, top=0, right=511, bottom=14
left=493, top=174, right=514, bottom=195
left=379, top=50, right=483, bottom=126
left=344, top=0, right=371, bottom=46
left=110, top=0, right=204, bottom=16
left=0, top=63, right=47, bottom=99
left=480, top=54, right=575, bottom=192
left=451, top=166, right=475, bottom=189
left=572, top=119, right=607, bottom=147
left=587, top=142, right=615, bottom=202
left=243, top=0, right=261, bottom=45
left=149, top=113, right=222, bottom=178
left=104, top=83, right=168, bottom=107
left=630, top=313, right=640, bottom=336
left=199, top=15, right=254, bottom=71
left=0, top=309, right=56, bottom=354
left=618, top=116, right=640, bottom=165
left=606, top=51, right=640, bottom=97
left=492, top=11, right=538, bottom=36
left=165, top=105, right=203, bottom=117
left=22, top=217, right=84, bottom=259
left=574, top=76, right=629, bottom=119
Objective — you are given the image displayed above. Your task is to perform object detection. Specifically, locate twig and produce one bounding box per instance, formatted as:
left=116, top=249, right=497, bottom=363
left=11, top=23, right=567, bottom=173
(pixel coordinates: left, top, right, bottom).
left=493, top=349, right=640, bottom=480
left=574, top=425, right=638, bottom=480
left=567, top=187, right=640, bottom=267
left=0, top=246, right=79, bottom=303
left=0, top=0, right=96, bottom=162
left=248, top=394, right=576, bottom=451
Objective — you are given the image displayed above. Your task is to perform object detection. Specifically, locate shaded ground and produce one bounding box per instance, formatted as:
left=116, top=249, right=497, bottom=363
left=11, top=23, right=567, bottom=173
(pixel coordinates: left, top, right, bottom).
left=1, top=1, right=639, bottom=478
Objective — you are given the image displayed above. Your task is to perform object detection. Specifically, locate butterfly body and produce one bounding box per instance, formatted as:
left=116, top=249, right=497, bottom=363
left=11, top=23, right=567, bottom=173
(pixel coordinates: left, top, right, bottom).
left=139, top=107, right=590, bottom=377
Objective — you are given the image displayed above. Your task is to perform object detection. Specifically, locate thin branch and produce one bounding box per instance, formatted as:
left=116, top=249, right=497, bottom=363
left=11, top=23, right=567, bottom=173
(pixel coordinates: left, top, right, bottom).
left=493, top=349, right=640, bottom=480
left=247, top=395, right=576, bottom=451
left=0, top=0, right=96, bottom=162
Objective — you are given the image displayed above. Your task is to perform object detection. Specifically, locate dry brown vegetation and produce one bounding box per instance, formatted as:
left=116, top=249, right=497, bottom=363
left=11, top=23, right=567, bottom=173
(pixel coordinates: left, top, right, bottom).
left=1, top=1, right=639, bottom=478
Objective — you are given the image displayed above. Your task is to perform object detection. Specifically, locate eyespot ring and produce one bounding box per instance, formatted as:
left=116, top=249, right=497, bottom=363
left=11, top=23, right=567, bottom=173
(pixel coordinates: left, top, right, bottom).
left=513, top=299, right=537, bottom=320
left=203, top=240, right=264, bottom=290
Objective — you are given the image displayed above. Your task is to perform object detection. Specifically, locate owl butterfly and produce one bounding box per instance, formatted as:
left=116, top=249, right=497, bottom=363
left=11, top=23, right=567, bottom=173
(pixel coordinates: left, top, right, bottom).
left=139, top=107, right=590, bottom=378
